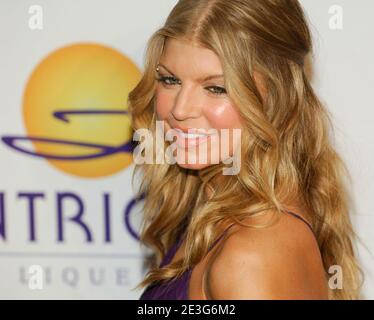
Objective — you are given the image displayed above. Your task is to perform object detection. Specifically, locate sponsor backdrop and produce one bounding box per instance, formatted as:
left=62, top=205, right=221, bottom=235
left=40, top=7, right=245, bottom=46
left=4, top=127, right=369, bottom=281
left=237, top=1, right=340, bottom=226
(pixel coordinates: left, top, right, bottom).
left=0, top=0, right=373, bottom=299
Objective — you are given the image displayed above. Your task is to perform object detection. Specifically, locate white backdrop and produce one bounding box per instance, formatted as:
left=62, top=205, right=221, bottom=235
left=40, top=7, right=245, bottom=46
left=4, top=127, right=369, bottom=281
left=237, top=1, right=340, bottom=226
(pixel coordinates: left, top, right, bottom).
left=0, top=0, right=373, bottom=299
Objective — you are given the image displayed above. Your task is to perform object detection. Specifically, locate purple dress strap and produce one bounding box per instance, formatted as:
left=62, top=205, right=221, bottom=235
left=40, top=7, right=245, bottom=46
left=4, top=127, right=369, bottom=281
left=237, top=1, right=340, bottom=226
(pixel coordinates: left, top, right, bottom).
left=139, top=222, right=236, bottom=300
left=285, top=210, right=314, bottom=235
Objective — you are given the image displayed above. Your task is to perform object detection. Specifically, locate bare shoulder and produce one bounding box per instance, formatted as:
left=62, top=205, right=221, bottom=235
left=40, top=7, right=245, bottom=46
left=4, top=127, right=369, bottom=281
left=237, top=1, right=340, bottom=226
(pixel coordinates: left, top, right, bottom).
left=205, top=210, right=329, bottom=299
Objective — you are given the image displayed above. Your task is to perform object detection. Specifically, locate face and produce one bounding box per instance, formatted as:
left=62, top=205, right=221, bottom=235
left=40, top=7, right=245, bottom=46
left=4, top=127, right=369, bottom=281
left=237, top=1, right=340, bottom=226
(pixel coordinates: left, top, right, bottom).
left=154, top=38, right=244, bottom=171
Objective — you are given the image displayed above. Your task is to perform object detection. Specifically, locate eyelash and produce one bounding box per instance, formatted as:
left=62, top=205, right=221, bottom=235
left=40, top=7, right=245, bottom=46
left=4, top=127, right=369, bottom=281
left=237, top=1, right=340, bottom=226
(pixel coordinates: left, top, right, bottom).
left=155, top=76, right=227, bottom=96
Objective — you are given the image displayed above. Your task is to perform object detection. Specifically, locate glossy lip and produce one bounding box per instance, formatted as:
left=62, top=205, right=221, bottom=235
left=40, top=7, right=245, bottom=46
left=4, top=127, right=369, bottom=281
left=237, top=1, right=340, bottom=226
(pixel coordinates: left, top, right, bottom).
left=173, top=130, right=211, bottom=148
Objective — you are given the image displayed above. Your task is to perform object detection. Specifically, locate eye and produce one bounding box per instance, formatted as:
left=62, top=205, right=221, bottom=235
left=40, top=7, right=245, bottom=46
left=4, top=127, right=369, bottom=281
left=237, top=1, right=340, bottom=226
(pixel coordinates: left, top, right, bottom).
left=206, top=86, right=227, bottom=95
left=155, top=74, right=227, bottom=96
left=155, top=75, right=181, bottom=86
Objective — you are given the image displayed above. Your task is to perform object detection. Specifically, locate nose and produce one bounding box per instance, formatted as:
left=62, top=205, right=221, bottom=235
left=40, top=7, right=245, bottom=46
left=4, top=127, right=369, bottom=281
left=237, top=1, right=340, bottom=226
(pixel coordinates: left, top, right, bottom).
left=171, top=85, right=202, bottom=121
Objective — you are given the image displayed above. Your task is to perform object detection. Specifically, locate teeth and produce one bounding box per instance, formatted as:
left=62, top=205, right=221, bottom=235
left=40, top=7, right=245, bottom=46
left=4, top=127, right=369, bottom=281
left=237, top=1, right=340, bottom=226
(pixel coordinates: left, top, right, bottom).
left=178, top=132, right=208, bottom=139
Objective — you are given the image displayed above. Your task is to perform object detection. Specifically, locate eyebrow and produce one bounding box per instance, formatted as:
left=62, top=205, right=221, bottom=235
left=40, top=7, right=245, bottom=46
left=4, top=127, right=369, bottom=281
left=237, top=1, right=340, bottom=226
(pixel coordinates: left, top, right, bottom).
left=157, top=63, right=224, bottom=82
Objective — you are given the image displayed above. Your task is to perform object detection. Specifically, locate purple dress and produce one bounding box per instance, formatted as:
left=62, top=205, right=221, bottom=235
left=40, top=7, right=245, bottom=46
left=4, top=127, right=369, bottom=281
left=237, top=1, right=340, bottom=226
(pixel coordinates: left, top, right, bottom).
left=139, top=211, right=314, bottom=300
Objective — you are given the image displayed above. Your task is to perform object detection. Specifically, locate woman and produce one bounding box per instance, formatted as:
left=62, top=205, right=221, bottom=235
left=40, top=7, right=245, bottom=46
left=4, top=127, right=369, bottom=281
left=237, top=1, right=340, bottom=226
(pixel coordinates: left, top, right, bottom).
left=128, top=0, right=362, bottom=299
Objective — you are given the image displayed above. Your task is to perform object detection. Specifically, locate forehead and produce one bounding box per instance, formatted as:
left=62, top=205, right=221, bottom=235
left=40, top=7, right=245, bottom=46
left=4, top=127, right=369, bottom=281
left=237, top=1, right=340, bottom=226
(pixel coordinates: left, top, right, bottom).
left=160, top=38, right=223, bottom=75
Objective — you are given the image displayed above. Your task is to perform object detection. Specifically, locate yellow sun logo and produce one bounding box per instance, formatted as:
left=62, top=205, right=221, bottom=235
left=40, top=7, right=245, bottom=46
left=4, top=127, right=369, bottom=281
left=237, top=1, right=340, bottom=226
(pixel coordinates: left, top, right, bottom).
left=15, top=43, right=142, bottom=178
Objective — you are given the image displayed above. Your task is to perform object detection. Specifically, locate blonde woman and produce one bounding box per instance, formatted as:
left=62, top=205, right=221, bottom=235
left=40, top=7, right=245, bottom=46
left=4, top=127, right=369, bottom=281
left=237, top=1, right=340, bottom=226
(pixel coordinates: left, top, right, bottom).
left=129, top=0, right=362, bottom=300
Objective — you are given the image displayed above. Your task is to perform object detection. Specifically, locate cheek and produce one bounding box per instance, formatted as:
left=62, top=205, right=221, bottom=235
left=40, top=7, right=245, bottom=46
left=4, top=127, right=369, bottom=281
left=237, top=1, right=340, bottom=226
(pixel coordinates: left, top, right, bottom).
left=203, top=102, right=243, bottom=159
left=203, top=101, right=243, bottom=130
left=155, top=90, right=173, bottom=120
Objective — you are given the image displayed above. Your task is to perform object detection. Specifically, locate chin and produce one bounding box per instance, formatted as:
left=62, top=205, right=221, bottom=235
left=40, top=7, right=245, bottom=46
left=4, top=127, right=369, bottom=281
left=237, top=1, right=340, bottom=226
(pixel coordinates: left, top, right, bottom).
left=175, top=161, right=212, bottom=170
left=172, top=146, right=220, bottom=170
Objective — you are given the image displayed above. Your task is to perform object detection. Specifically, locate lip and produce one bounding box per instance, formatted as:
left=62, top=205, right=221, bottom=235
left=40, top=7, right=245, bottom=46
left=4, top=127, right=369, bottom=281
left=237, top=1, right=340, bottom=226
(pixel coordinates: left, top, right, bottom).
left=173, top=130, right=211, bottom=148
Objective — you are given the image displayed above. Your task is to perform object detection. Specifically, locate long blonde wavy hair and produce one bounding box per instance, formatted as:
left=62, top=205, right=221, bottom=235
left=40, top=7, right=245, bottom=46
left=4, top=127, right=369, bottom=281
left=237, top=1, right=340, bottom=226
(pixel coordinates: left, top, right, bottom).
left=128, top=0, right=363, bottom=299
